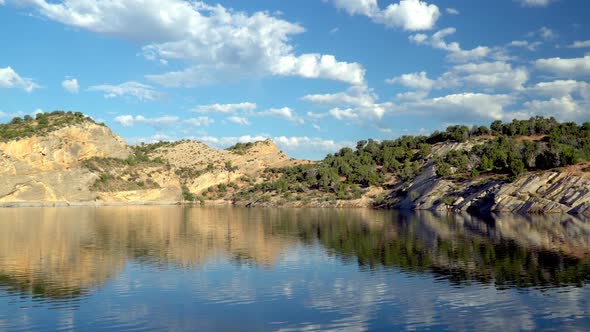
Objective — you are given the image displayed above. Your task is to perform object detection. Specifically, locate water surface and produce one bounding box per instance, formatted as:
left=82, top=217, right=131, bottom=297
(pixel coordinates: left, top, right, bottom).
left=1, top=207, right=590, bottom=331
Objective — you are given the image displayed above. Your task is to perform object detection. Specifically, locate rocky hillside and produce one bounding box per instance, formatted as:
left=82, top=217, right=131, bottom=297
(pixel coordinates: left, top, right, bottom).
left=1, top=112, right=590, bottom=217
left=0, top=112, right=309, bottom=205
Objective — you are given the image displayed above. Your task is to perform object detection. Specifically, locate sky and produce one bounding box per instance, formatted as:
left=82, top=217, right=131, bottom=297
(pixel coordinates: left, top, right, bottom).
left=1, top=0, right=589, bottom=159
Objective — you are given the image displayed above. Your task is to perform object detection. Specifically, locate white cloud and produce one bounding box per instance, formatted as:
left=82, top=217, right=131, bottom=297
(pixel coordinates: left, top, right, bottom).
left=272, top=54, right=365, bottom=85
left=258, top=107, right=304, bottom=124
left=23, top=0, right=364, bottom=85
left=88, top=81, right=163, bottom=101
left=445, top=8, right=459, bottom=15
left=535, top=55, right=590, bottom=77
left=401, top=93, right=516, bottom=121
left=331, top=0, right=378, bottom=16
left=377, top=0, right=440, bottom=30
left=518, top=0, right=554, bottom=7
left=192, top=102, right=257, bottom=114
left=273, top=136, right=352, bottom=154
left=385, top=71, right=434, bottom=90
left=184, top=117, right=214, bottom=127
left=566, top=40, right=590, bottom=49
left=0, top=67, right=40, bottom=92
left=329, top=0, right=440, bottom=31
left=0, top=0, right=5, bottom=5
left=61, top=78, right=79, bottom=93
left=197, top=135, right=269, bottom=148
left=329, top=108, right=360, bottom=120
left=389, top=61, right=528, bottom=93
left=522, top=80, right=590, bottom=121
left=395, top=90, right=429, bottom=101
left=196, top=134, right=352, bottom=158
left=538, top=26, right=557, bottom=40
left=226, top=116, right=251, bottom=126
left=302, top=85, right=378, bottom=107
left=303, top=85, right=392, bottom=121
left=409, top=27, right=493, bottom=63
left=451, top=61, right=529, bottom=90
left=114, top=115, right=179, bottom=128
left=508, top=40, right=542, bottom=51
left=307, top=112, right=328, bottom=120
left=526, top=80, right=590, bottom=98
left=523, top=96, right=587, bottom=121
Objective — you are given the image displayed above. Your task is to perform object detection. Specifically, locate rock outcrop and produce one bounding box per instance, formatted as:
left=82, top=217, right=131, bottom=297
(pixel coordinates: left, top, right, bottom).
left=1, top=117, right=589, bottom=216
left=0, top=122, right=130, bottom=203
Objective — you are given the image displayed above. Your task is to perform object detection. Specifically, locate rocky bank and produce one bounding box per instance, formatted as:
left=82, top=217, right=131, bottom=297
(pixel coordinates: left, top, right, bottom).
left=1, top=117, right=589, bottom=216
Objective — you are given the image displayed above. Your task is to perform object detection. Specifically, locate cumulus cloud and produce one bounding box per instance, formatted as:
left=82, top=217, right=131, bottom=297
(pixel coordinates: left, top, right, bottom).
left=538, top=26, right=557, bottom=40
left=445, top=8, right=459, bottom=15
left=522, top=80, right=590, bottom=121
left=329, top=0, right=440, bottom=31
left=61, top=78, right=79, bottom=93
left=400, top=93, right=516, bottom=122
left=196, top=134, right=352, bottom=158
left=0, top=67, right=40, bottom=92
left=257, top=107, right=304, bottom=124
left=534, top=55, right=590, bottom=77
left=566, top=40, right=590, bottom=49
left=114, top=115, right=179, bottom=128
left=88, top=81, right=163, bottom=101
left=184, top=116, right=214, bottom=127
left=523, top=96, right=587, bottom=121
left=409, top=27, right=494, bottom=63
left=302, top=85, right=378, bottom=107
left=272, top=54, right=365, bottom=85
left=226, top=116, right=251, bottom=126
left=526, top=80, right=590, bottom=98
left=303, top=85, right=392, bottom=121
left=508, top=40, right=542, bottom=51
left=385, top=71, right=435, bottom=90
left=388, top=61, right=528, bottom=93
left=331, top=0, right=378, bottom=16
left=518, top=0, right=554, bottom=7
left=377, top=0, right=440, bottom=30
left=22, top=0, right=365, bottom=85
left=192, top=102, right=257, bottom=114
left=450, top=61, right=529, bottom=90
left=273, top=136, right=352, bottom=154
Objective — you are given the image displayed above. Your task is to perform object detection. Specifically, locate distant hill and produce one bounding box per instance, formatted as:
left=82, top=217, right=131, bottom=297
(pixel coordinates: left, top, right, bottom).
left=1, top=112, right=589, bottom=216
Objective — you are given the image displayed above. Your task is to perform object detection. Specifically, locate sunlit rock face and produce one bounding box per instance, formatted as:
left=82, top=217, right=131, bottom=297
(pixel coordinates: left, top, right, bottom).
left=0, top=122, right=130, bottom=171
left=0, top=122, right=131, bottom=203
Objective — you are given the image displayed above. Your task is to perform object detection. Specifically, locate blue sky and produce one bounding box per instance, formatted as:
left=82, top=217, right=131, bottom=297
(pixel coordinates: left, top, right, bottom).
left=1, top=0, right=589, bottom=159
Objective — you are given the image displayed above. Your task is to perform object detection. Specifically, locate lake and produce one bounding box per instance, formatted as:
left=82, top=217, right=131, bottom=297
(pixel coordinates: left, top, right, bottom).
left=1, top=207, right=590, bottom=331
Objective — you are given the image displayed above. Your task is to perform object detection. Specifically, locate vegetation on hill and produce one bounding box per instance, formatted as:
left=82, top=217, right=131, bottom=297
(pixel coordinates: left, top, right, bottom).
left=232, top=116, right=590, bottom=203
left=83, top=145, right=168, bottom=192
left=226, top=142, right=255, bottom=155
left=435, top=117, right=590, bottom=179
left=0, top=111, right=98, bottom=142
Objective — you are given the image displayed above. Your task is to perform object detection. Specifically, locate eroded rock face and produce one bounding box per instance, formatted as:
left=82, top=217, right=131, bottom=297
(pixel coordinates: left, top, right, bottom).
left=0, top=122, right=130, bottom=203
left=152, top=139, right=311, bottom=196
left=0, top=123, right=130, bottom=171
left=492, top=172, right=590, bottom=215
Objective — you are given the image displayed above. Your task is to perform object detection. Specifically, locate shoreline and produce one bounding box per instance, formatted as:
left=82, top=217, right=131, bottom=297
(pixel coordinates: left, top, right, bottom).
left=0, top=200, right=583, bottom=217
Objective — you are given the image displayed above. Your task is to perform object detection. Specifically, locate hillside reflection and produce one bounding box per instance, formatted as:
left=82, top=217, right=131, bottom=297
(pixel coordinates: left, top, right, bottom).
left=1, top=207, right=590, bottom=301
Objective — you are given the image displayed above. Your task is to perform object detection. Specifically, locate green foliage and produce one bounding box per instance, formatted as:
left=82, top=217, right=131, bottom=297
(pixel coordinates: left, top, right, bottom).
left=431, top=117, right=590, bottom=181
left=0, top=111, right=95, bottom=142
left=441, top=196, right=456, bottom=206
left=226, top=142, right=254, bottom=155
left=182, top=185, right=196, bottom=202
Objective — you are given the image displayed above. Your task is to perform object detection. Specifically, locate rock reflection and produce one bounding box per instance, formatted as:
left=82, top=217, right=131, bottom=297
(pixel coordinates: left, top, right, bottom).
left=0, top=206, right=590, bottom=303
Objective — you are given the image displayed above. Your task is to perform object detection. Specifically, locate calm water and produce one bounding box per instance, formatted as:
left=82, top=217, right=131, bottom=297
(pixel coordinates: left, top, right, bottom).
left=1, top=207, right=590, bottom=331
